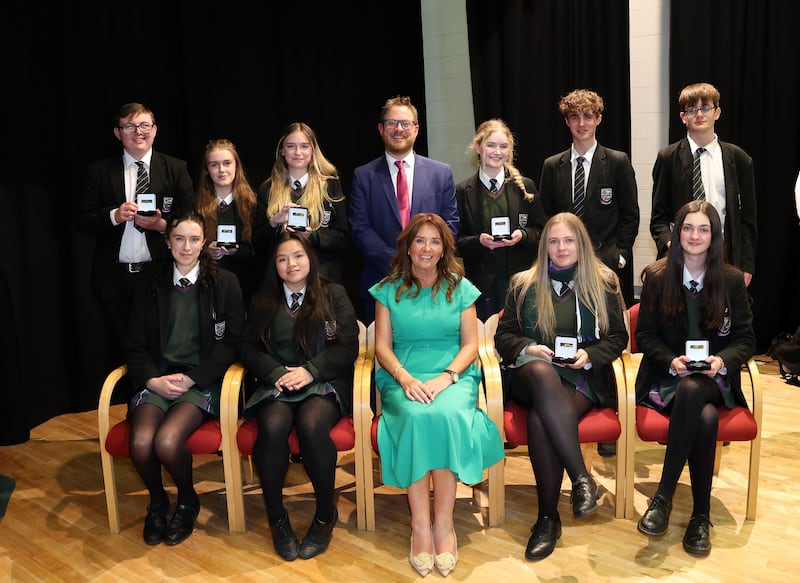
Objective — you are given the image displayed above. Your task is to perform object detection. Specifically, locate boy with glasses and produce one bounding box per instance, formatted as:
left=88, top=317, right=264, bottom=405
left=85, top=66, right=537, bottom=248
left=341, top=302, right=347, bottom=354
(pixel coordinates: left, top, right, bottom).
left=650, top=82, right=757, bottom=287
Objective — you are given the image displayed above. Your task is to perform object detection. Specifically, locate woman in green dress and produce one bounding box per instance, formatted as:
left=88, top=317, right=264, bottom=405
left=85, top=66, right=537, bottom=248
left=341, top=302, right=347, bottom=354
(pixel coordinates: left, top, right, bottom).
left=370, top=213, right=504, bottom=577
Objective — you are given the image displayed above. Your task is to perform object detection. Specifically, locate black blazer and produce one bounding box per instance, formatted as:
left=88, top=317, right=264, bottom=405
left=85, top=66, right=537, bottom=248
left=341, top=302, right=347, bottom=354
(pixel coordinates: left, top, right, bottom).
left=126, top=269, right=245, bottom=398
left=239, top=283, right=359, bottom=414
left=455, top=172, right=546, bottom=294
left=539, top=144, right=639, bottom=270
left=634, top=267, right=755, bottom=407
left=78, top=151, right=194, bottom=299
left=650, top=139, right=758, bottom=275
left=495, top=283, right=628, bottom=409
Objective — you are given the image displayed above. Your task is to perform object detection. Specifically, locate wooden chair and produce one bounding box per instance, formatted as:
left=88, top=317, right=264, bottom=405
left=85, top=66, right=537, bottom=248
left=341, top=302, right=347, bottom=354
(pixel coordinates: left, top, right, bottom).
left=354, top=320, right=505, bottom=531
left=621, top=302, right=762, bottom=520
left=98, top=364, right=244, bottom=533
left=481, top=313, right=631, bottom=519
left=221, top=321, right=368, bottom=531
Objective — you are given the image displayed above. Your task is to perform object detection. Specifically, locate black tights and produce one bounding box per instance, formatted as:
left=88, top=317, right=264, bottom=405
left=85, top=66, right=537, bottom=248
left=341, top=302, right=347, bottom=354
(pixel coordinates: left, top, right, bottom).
left=511, top=360, right=594, bottom=518
left=128, top=401, right=206, bottom=507
left=252, top=395, right=340, bottom=524
left=657, top=376, right=721, bottom=517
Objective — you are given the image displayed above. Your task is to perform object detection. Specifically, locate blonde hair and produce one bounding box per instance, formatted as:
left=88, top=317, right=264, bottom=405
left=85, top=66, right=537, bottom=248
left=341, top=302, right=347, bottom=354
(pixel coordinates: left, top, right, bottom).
left=507, top=212, right=623, bottom=343
left=266, top=122, right=342, bottom=230
left=468, top=119, right=534, bottom=202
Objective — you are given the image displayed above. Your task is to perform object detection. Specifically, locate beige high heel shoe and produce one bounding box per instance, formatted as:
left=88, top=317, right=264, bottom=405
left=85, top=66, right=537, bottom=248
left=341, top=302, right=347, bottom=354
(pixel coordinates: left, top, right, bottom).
left=408, top=531, right=434, bottom=577
left=433, top=527, right=459, bottom=577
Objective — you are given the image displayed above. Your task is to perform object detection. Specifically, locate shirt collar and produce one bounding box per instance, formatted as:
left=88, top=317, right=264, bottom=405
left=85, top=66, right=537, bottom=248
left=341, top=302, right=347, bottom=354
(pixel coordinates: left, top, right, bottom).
left=289, top=173, right=309, bottom=189
left=283, top=283, right=307, bottom=304
left=682, top=265, right=705, bottom=290
left=687, top=134, right=719, bottom=156
left=571, top=142, right=597, bottom=164
left=173, top=263, right=200, bottom=286
left=124, top=149, right=153, bottom=169
left=387, top=152, right=415, bottom=172
left=479, top=167, right=504, bottom=190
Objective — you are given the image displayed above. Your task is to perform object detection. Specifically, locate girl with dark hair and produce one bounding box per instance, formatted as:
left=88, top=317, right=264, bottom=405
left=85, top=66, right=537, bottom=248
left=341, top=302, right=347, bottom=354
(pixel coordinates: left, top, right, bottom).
left=241, top=233, right=359, bottom=561
left=126, top=210, right=244, bottom=546
left=635, top=200, right=755, bottom=556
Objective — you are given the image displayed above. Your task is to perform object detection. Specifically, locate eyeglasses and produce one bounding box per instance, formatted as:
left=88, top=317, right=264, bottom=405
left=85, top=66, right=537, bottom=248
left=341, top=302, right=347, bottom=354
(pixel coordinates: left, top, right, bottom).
left=382, top=119, right=417, bottom=130
left=118, top=122, right=155, bottom=134
left=683, top=105, right=717, bottom=117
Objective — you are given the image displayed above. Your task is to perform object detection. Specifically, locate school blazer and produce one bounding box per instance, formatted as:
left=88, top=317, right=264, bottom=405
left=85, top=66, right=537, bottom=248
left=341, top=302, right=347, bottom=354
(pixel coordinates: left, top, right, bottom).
left=455, top=172, right=546, bottom=294
left=538, top=144, right=639, bottom=270
left=77, top=151, right=195, bottom=299
left=650, top=139, right=757, bottom=275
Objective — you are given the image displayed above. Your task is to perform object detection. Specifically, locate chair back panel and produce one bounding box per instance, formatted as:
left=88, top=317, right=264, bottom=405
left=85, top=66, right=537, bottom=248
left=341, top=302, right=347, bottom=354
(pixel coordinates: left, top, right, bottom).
left=628, top=303, right=640, bottom=352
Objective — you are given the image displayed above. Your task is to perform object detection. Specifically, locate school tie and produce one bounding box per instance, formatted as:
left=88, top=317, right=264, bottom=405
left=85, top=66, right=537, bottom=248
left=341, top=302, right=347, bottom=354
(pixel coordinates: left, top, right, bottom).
left=218, top=199, right=229, bottom=210
left=134, top=161, right=149, bottom=231
left=688, top=280, right=699, bottom=294
left=692, top=148, right=706, bottom=201
left=293, top=179, right=302, bottom=192
left=289, top=291, right=303, bottom=314
left=489, top=178, right=498, bottom=192
left=178, top=277, right=192, bottom=288
left=559, top=281, right=571, bottom=297
left=573, top=156, right=586, bottom=218
left=395, top=160, right=410, bottom=227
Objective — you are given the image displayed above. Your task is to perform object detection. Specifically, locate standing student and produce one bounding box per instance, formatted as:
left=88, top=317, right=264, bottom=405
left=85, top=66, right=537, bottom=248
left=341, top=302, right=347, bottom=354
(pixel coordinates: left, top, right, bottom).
left=370, top=213, right=504, bottom=577
left=126, top=211, right=244, bottom=546
left=635, top=200, right=755, bottom=557
left=196, top=138, right=266, bottom=306
left=494, top=213, right=628, bottom=561
left=650, top=82, right=757, bottom=287
left=455, top=119, right=546, bottom=320
left=538, top=89, right=639, bottom=308
left=241, top=233, right=359, bottom=561
left=259, top=122, right=349, bottom=284
left=78, top=102, right=194, bottom=364
left=350, top=96, right=459, bottom=322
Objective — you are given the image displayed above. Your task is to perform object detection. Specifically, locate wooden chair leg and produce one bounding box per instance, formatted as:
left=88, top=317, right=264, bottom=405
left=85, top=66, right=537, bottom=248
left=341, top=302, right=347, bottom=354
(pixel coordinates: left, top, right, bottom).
left=713, top=441, right=723, bottom=476
left=100, top=448, right=120, bottom=533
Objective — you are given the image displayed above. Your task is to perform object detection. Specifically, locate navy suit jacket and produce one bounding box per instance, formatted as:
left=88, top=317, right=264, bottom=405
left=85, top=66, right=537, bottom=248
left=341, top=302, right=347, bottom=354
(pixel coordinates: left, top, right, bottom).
left=650, top=138, right=757, bottom=275
left=349, top=153, right=458, bottom=299
left=78, top=151, right=194, bottom=299
left=539, top=144, right=639, bottom=270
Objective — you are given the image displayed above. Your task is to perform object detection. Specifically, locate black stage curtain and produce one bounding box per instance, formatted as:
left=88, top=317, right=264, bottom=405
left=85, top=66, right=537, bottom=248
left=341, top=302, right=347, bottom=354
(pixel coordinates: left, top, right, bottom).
left=465, top=0, right=634, bottom=301
left=668, top=1, right=800, bottom=351
left=3, top=2, right=425, bottom=436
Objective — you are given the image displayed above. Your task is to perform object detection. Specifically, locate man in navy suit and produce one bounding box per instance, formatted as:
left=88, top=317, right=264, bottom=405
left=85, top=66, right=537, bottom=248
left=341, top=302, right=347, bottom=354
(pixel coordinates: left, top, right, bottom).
left=349, top=96, right=458, bottom=322
left=78, top=103, right=194, bottom=363
left=538, top=89, right=640, bottom=307
left=650, top=82, right=757, bottom=287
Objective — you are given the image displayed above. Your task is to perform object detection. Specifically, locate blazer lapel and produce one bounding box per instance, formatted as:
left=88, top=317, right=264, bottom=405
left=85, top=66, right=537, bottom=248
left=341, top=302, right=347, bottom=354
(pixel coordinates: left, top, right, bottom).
left=586, top=145, right=606, bottom=200
left=379, top=158, right=402, bottom=226
left=558, top=151, right=573, bottom=208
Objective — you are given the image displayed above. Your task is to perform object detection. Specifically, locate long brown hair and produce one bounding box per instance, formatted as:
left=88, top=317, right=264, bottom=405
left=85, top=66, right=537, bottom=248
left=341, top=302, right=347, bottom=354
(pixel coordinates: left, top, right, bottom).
left=640, top=200, right=732, bottom=329
left=377, top=213, right=463, bottom=302
left=196, top=139, right=257, bottom=242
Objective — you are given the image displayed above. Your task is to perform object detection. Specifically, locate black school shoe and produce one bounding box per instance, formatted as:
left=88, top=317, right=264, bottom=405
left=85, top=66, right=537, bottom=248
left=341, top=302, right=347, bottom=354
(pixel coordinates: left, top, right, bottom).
left=164, top=500, right=200, bottom=546
left=683, top=514, right=712, bottom=557
left=270, top=513, right=300, bottom=561
left=571, top=474, right=599, bottom=519
left=638, top=494, right=672, bottom=537
left=143, top=500, right=170, bottom=545
left=525, top=515, right=562, bottom=561
left=298, top=507, right=338, bottom=560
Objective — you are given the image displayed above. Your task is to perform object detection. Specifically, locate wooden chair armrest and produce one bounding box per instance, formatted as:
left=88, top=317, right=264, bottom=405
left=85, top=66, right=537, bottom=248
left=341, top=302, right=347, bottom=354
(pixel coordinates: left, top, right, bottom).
left=97, top=365, right=128, bottom=444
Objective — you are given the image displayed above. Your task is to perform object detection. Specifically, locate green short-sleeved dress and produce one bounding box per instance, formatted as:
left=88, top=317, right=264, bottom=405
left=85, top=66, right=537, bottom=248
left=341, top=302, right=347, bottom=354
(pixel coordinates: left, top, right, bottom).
left=369, top=277, right=505, bottom=488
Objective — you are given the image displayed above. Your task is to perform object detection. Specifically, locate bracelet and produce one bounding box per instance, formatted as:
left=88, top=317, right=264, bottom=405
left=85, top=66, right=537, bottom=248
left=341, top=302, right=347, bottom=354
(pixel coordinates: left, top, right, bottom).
left=392, top=365, right=405, bottom=378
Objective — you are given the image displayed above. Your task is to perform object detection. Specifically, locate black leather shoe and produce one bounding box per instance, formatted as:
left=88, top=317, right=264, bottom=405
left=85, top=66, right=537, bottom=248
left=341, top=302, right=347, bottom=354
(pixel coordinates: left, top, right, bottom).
left=270, top=513, right=300, bottom=561
left=524, top=515, right=562, bottom=561
left=571, top=474, right=599, bottom=519
left=683, top=514, right=712, bottom=557
left=143, top=500, right=169, bottom=545
left=298, top=507, right=338, bottom=560
left=164, top=500, right=200, bottom=546
left=638, top=494, right=672, bottom=536
left=597, top=442, right=617, bottom=457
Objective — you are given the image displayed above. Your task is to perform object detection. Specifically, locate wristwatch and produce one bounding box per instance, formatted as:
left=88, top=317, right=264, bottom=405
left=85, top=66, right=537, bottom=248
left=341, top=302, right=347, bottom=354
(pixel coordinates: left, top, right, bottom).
left=444, top=369, right=459, bottom=384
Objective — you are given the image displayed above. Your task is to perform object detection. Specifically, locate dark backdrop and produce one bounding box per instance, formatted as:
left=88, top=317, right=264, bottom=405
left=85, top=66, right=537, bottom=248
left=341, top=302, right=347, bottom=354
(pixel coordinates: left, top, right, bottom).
left=668, top=0, right=800, bottom=351
left=2, top=2, right=426, bottom=442
left=466, top=0, right=634, bottom=307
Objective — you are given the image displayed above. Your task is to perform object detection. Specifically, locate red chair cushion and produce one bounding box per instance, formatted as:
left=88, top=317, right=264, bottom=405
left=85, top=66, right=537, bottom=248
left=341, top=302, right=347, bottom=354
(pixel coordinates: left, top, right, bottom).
left=503, top=400, right=621, bottom=447
left=635, top=405, right=758, bottom=442
left=236, top=416, right=355, bottom=456
left=370, top=415, right=380, bottom=453
left=105, top=419, right=222, bottom=457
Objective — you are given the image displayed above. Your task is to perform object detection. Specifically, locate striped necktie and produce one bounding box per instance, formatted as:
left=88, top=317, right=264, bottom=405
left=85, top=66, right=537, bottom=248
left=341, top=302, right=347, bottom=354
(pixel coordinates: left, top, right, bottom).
left=289, top=291, right=303, bottom=314
left=692, top=148, right=706, bottom=201
left=135, top=161, right=150, bottom=195
left=573, top=157, right=586, bottom=217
